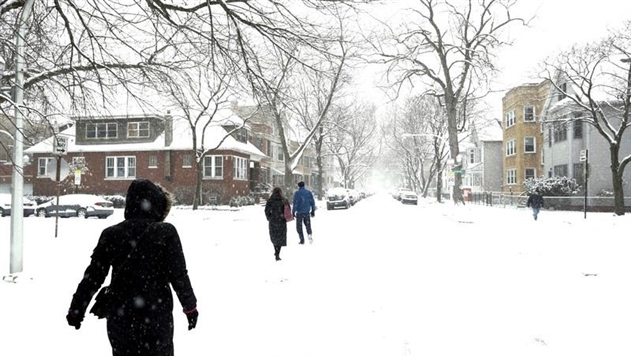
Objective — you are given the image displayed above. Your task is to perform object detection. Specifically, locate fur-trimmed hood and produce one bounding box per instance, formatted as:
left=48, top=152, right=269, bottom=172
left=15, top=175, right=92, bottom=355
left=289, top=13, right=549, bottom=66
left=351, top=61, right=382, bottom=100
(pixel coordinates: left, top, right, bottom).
left=124, top=179, right=172, bottom=221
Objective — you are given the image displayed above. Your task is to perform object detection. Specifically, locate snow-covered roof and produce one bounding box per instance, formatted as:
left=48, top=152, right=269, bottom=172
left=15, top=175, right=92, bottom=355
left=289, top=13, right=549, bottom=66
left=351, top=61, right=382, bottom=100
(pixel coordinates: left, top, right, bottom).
left=25, top=116, right=266, bottom=161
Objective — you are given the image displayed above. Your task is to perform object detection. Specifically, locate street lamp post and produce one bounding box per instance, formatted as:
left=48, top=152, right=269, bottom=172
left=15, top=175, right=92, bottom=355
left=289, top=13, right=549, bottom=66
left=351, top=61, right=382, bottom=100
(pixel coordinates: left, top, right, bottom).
left=7, top=0, right=36, bottom=277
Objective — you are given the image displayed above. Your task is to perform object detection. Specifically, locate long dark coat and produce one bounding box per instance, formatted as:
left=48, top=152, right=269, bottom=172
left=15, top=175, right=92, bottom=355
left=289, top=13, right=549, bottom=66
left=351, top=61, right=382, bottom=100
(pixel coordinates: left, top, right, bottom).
left=68, top=179, right=197, bottom=356
left=265, top=192, right=288, bottom=247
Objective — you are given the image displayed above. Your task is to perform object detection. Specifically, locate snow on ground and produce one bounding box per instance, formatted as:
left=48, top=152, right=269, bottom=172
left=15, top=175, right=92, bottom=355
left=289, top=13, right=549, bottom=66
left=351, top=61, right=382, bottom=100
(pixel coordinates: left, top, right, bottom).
left=1, top=193, right=630, bottom=356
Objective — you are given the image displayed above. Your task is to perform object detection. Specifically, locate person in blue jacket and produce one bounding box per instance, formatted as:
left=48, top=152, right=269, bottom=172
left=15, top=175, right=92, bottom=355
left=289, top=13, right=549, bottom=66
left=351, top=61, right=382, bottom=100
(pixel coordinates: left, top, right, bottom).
left=292, top=181, right=316, bottom=244
left=526, top=189, right=544, bottom=221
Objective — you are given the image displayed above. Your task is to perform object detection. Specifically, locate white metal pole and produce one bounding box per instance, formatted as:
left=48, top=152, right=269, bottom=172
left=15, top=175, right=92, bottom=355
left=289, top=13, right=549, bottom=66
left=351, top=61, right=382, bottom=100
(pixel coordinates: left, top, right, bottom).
left=9, top=0, right=35, bottom=275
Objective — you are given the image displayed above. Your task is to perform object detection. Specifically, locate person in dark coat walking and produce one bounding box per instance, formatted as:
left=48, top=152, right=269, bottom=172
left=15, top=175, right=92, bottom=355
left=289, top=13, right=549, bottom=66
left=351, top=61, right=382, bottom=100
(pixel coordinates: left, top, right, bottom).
left=265, top=187, right=288, bottom=261
left=526, top=189, right=545, bottom=221
left=292, top=181, right=316, bottom=244
left=66, top=179, right=198, bottom=356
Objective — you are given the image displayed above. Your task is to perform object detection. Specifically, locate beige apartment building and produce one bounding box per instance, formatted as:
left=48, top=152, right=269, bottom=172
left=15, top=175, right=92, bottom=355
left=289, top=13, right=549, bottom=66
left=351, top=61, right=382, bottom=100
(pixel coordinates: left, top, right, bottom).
left=501, top=80, right=550, bottom=194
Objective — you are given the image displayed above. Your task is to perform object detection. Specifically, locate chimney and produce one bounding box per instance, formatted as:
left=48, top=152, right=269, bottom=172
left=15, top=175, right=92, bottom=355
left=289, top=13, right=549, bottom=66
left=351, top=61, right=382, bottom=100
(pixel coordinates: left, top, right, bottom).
left=165, top=110, right=173, bottom=147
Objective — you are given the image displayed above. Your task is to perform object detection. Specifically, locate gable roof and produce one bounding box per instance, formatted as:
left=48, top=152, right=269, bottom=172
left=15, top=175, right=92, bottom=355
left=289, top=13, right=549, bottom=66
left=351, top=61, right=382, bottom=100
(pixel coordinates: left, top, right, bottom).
left=25, top=116, right=266, bottom=161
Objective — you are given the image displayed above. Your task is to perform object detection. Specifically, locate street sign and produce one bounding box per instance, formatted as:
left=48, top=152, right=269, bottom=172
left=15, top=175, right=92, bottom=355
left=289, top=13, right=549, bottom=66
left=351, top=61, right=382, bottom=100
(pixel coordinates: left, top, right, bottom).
left=54, top=136, right=68, bottom=155
left=74, top=170, right=82, bottom=185
left=579, top=149, right=587, bottom=162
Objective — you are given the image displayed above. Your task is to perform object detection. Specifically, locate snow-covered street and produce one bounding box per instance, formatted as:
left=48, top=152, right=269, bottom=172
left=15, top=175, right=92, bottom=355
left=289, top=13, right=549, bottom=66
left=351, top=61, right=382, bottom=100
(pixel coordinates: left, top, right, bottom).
left=1, top=193, right=630, bottom=356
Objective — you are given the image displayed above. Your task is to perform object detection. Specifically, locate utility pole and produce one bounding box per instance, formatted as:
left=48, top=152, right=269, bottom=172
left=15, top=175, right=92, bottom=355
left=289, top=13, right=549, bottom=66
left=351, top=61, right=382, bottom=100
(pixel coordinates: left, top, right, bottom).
left=9, top=0, right=35, bottom=276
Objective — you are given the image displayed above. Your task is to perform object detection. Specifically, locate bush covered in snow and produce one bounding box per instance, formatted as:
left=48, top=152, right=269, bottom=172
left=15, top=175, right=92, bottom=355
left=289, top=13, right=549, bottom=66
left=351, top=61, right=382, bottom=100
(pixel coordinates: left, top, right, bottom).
left=523, top=177, right=581, bottom=196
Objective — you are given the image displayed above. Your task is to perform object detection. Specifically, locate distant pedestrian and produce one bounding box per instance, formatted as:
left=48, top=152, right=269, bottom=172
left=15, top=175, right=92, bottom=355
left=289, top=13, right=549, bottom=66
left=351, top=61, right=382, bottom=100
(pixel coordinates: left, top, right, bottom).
left=292, top=181, right=316, bottom=244
left=265, top=187, right=289, bottom=261
left=526, top=189, right=544, bottom=221
left=66, top=178, right=198, bottom=356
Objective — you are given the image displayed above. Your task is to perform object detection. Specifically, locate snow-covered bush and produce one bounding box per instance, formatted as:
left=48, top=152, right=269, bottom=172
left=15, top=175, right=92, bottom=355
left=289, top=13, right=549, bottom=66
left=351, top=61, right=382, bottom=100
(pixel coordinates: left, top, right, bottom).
left=523, top=177, right=581, bottom=196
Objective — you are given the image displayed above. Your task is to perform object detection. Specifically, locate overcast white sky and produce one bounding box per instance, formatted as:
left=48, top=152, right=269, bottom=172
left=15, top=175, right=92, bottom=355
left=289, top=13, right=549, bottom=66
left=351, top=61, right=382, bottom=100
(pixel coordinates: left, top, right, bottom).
left=359, top=0, right=631, bottom=121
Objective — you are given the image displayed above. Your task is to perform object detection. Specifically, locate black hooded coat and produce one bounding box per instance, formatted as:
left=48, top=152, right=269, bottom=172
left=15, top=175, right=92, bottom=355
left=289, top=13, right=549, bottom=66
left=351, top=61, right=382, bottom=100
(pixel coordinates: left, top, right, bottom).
left=264, top=192, right=288, bottom=247
left=68, top=179, right=197, bottom=356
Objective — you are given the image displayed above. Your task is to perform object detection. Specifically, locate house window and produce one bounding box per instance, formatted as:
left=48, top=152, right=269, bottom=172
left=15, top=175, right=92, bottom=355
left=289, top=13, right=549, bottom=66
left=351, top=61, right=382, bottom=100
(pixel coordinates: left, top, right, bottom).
left=149, top=155, right=158, bottom=168
left=275, top=145, right=284, bottom=161
left=106, top=156, right=136, bottom=178
left=506, top=110, right=516, bottom=127
left=574, top=163, right=585, bottom=188
left=573, top=120, right=583, bottom=139
left=506, top=169, right=517, bottom=185
left=127, top=122, right=150, bottom=138
left=524, top=106, right=535, bottom=122
left=468, top=148, right=476, bottom=164
left=557, top=83, right=567, bottom=101
left=86, top=123, right=118, bottom=139
left=38, top=157, right=54, bottom=176
left=506, top=139, right=516, bottom=156
left=554, top=164, right=568, bottom=177
left=203, top=155, right=223, bottom=178
left=233, top=156, right=248, bottom=180
left=553, top=123, right=567, bottom=143
left=524, top=137, right=536, bottom=153
left=182, top=154, right=192, bottom=168
left=525, top=168, right=536, bottom=180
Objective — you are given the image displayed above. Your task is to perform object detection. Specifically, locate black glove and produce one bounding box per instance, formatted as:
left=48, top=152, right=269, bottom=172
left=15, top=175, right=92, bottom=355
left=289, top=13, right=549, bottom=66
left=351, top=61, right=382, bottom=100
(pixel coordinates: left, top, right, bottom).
left=66, top=309, right=84, bottom=330
left=310, top=211, right=315, bottom=218
left=184, top=308, right=198, bottom=330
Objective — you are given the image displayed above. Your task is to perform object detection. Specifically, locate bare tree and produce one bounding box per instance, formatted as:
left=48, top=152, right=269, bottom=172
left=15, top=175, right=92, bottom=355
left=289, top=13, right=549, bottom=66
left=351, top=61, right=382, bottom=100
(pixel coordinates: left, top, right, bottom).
left=162, top=66, right=256, bottom=209
left=326, top=99, right=378, bottom=189
left=249, top=16, right=350, bottom=193
left=381, top=95, right=449, bottom=201
left=541, top=20, right=631, bottom=215
left=370, top=0, right=526, bottom=204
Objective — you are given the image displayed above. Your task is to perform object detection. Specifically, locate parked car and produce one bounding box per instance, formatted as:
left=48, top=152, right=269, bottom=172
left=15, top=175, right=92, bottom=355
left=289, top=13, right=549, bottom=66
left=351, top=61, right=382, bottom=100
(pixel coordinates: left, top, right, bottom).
left=326, top=187, right=351, bottom=210
left=36, top=194, right=114, bottom=219
left=399, top=190, right=418, bottom=205
left=0, top=193, right=37, bottom=217
left=346, top=189, right=359, bottom=205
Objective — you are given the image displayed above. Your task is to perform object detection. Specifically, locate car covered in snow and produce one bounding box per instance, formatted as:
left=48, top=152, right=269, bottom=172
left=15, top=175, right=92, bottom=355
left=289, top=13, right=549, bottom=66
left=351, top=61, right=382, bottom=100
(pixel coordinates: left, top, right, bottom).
left=36, top=194, right=114, bottom=219
left=0, top=193, right=37, bottom=217
left=399, top=190, right=418, bottom=205
left=325, top=187, right=351, bottom=210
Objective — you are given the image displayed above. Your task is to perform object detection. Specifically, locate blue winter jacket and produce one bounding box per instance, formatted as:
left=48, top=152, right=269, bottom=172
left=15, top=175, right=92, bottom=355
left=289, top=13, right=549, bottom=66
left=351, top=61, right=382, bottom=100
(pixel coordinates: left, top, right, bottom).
left=292, top=187, right=316, bottom=214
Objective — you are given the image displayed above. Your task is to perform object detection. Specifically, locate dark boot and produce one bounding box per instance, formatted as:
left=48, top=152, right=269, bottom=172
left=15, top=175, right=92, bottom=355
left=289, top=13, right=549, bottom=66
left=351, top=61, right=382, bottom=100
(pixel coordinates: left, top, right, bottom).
left=274, top=246, right=281, bottom=261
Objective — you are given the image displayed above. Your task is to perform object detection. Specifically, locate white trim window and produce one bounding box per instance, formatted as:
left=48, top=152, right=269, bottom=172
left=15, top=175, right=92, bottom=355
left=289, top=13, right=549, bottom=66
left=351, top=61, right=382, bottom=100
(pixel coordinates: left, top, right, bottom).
left=506, top=139, right=516, bottom=156
left=106, top=156, right=136, bottom=179
left=506, top=110, right=516, bottom=127
left=37, top=157, right=54, bottom=176
left=467, top=148, right=477, bottom=164
left=506, top=169, right=517, bottom=185
left=524, top=137, right=536, bottom=153
left=127, top=122, right=150, bottom=138
left=87, top=123, right=118, bottom=139
left=203, top=155, right=223, bottom=178
left=525, top=168, right=536, bottom=180
left=233, top=156, right=248, bottom=180
left=149, top=155, right=158, bottom=168
left=524, top=106, right=535, bottom=122
left=274, top=145, right=284, bottom=162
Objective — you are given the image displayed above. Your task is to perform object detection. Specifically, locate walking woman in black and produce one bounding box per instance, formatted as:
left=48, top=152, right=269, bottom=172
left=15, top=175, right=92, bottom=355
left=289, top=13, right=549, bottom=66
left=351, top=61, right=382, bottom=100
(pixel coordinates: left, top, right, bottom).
left=66, top=179, right=198, bottom=356
left=265, top=187, right=289, bottom=261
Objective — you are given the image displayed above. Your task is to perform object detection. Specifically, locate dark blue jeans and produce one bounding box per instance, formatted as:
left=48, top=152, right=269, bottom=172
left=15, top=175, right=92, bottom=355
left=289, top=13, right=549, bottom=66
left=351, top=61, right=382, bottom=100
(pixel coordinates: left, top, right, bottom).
left=295, top=212, right=312, bottom=243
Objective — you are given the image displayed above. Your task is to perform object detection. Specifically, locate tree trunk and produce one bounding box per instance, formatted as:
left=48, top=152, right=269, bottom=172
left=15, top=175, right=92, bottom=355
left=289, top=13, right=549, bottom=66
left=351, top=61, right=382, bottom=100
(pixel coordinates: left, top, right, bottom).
left=193, top=160, right=203, bottom=210
left=446, top=102, right=463, bottom=204
left=610, top=144, right=625, bottom=216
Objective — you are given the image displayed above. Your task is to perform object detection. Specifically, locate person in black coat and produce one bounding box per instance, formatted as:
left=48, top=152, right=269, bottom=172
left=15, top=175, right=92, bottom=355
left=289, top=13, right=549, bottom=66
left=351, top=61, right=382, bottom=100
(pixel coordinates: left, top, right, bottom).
left=66, top=178, right=198, bottom=356
left=265, top=187, right=288, bottom=261
left=526, top=189, right=545, bottom=221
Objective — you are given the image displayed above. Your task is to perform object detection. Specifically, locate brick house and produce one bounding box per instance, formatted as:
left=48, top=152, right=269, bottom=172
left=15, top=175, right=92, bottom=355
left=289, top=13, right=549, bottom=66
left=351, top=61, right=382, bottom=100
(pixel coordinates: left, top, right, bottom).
left=501, top=80, right=550, bottom=194
left=21, top=113, right=266, bottom=205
